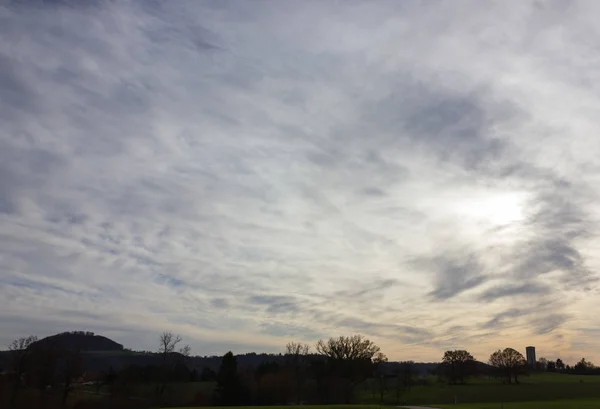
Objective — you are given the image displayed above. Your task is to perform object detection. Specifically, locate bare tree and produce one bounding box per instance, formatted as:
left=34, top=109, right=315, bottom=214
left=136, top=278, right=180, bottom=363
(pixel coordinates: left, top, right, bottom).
left=315, top=335, right=383, bottom=403
left=442, top=350, right=476, bottom=384
left=179, top=344, right=191, bottom=357
left=159, top=332, right=182, bottom=361
left=315, top=334, right=381, bottom=361
left=156, top=332, right=183, bottom=401
left=8, top=335, right=38, bottom=407
left=489, top=348, right=527, bottom=384
left=285, top=342, right=311, bottom=404
left=285, top=341, right=310, bottom=359
left=373, top=351, right=388, bottom=405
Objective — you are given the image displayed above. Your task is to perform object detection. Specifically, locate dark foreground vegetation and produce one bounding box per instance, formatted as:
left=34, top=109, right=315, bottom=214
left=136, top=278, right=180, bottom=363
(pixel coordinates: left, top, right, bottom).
left=0, top=331, right=598, bottom=408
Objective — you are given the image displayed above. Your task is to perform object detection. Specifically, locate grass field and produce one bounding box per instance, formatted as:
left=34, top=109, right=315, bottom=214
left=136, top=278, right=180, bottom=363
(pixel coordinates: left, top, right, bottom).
left=165, top=402, right=600, bottom=409
left=358, top=372, right=600, bottom=406
left=433, top=398, right=600, bottom=408
left=167, top=407, right=382, bottom=409
left=91, top=372, right=600, bottom=408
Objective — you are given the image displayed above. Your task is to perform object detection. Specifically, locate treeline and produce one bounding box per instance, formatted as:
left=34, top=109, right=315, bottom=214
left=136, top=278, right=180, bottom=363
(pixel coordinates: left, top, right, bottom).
left=536, top=357, right=599, bottom=375
left=100, top=335, right=395, bottom=407
left=3, top=334, right=396, bottom=408
left=1, top=331, right=597, bottom=409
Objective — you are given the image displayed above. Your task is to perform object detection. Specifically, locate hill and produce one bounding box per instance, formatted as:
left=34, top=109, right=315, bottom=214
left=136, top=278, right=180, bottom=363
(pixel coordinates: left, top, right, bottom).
left=30, top=331, right=124, bottom=352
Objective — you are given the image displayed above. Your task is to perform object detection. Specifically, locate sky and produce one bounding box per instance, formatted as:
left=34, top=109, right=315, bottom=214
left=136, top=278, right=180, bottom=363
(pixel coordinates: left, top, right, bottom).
left=1, top=0, right=599, bottom=364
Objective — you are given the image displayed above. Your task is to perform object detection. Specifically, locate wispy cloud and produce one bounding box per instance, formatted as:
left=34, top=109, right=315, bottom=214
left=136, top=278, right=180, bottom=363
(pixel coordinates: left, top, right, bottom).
left=1, top=0, right=599, bottom=363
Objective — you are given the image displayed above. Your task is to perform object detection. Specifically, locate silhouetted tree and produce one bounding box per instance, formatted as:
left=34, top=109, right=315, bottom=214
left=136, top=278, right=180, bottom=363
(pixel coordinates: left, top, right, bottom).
left=284, top=341, right=311, bottom=404
left=556, top=359, right=565, bottom=371
left=315, top=335, right=382, bottom=403
left=215, top=351, right=243, bottom=405
left=536, top=357, right=548, bottom=372
left=7, top=335, right=38, bottom=408
left=547, top=360, right=556, bottom=372
left=29, top=340, right=61, bottom=408
left=489, top=348, right=527, bottom=384
left=373, top=352, right=388, bottom=405
left=441, top=350, right=476, bottom=384
left=156, top=331, right=183, bottom=401
left=574, top=358, right=594, bottom=373
left=398, top=360, right=416, bottom=393
left=179, top=344, right=191, bottom=358
left=59, top=348, right=83, bottom=407
left=158, top=332, right=182, bottom=361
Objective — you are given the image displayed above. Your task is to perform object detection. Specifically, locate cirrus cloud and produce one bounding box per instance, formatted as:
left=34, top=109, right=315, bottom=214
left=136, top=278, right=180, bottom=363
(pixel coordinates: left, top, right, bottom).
left=1, top=0, right=599, bottom=364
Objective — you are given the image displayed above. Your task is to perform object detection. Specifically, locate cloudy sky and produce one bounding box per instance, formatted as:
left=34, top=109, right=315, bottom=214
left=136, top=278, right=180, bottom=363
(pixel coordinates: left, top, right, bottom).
left=1, top=0, right=599, bottom=364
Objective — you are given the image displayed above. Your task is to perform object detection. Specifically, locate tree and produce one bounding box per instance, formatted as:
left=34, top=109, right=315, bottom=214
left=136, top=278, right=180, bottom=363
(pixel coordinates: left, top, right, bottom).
left=29, top=340, right=61, bottom=407
left=441, top=350, right=476, bottom=384
left=574, top=358, right=594, bottom=373
left=158, top=332, right=182, bottom=360
left=536, top=357, right=549, bottom=372
left=392, top=361, right=415, bottom=405
left=546, top=360, right=556, bottom=372
left=179, top=344, right=191, bottom=357
left=59, top=348, right=83, bottom=406
left=284, top=342, right=311, bottom=404
left=157, top=331, right=183, bottom=400
left=7, top=335, right=38, bottom=407
left=215, top=351, right=243, bottom=406
left=489, top=348, right=527, bottom=384
left=398, top=361, right=416, bottom=392
left=556, top=359, right=565, bottom=371
left=373, top=352, right=388, bottom=405
left=315, top=335, right=381, bottom=361
left=178, top=344, right=192, bottom=373
left=315, top=335, right=382, bottom=403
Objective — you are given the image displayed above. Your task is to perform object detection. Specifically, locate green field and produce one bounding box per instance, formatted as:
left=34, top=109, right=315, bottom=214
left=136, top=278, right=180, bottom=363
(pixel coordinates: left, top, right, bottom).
left=165, top=402, right=600, bottom=409
left=167, top=407, right=381, bottom=409
left=433, top=398, right=600, bottom=408
left=357, top=372, right=600, bottom=406
left=91, top=372, right=600, bottom=408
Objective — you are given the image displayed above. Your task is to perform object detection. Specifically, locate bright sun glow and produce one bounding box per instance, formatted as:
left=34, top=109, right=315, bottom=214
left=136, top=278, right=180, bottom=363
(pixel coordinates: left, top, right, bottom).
left=458, top=192, right=526, bottom=226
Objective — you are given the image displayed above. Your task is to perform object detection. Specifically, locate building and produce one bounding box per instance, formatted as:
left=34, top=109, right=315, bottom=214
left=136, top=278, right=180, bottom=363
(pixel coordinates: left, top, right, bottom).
left=526, top=346, right=536, bottom=368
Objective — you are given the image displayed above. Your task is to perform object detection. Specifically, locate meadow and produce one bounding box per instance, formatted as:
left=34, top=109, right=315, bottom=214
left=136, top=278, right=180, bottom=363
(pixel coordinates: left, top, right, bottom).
left=167, top=407, right=381, bottom=409
left=432, top=398, right=600, bottom=409
left=357, top=372, right=600, bottom=406
left=75, top=372, right=600, bottom=409
left=147, top=372, right=600, bottom=408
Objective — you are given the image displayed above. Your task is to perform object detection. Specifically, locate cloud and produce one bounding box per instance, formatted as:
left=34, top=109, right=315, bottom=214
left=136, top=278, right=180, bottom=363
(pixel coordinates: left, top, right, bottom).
left=246, top=295, right=302, bottom=315
left=0, top=0, right=599, bottom=364
left=477, top=282, right=551, bottom=302
left=424, top=254, right=488, bottom=300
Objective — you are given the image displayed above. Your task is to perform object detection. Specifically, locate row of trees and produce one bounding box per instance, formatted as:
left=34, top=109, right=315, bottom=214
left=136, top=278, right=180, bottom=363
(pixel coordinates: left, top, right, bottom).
left=4, top=335, right=84, bottom=409
left=2, top=333, right=391, bottom=408
left=208, top=335, right=389, bottom=406
left=439, top=348, right=527, bottom=384
left=536, top=357, right=598, bottom=374
left=440, top=349, right=598, bottom=385
left=3, top=332, right=598, bottom=408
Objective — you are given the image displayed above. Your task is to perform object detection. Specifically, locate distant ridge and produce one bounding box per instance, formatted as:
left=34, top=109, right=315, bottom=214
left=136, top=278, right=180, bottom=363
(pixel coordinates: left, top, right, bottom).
left=31, top=331, right=124, bottom=352
left=1, top=331, right=491, bottom=375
